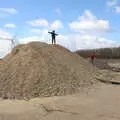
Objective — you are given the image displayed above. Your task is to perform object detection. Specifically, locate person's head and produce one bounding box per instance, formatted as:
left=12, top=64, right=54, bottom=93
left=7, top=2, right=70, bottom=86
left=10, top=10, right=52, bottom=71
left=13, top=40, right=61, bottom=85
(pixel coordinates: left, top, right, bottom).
left=52, top=30, right=55, bottom=33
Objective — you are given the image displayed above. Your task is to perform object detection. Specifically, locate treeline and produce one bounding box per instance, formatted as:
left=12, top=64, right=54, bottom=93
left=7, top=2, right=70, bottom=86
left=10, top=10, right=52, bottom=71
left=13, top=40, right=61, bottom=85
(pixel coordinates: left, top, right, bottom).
left=76, top=47, right=120, bottom=59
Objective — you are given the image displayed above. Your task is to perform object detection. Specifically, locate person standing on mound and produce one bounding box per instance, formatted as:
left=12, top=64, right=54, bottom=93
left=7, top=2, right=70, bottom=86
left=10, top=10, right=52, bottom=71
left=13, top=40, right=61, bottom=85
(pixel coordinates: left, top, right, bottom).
left=48, top=30, right=59, bottom=44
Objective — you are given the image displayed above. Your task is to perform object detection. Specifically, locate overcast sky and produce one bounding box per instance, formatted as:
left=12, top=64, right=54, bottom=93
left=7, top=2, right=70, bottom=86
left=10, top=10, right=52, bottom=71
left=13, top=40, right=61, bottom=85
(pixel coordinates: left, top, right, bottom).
left=0, top=0, right=120, bottom=57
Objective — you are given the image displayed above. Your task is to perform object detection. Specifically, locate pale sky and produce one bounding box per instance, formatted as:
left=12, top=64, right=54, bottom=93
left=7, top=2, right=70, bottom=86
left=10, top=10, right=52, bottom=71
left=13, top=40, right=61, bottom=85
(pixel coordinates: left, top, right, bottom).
left=0, top=0, right=120, bottom=57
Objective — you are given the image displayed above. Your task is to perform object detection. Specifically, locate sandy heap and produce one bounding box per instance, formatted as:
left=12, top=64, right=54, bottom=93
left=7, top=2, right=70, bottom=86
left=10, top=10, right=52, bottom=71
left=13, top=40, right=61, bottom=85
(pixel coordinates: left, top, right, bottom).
left=0, top=42, right=97, bottom=99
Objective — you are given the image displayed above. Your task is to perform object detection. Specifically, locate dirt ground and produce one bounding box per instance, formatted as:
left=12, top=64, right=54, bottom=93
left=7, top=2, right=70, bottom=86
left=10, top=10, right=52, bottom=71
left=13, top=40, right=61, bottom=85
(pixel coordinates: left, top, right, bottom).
left=0, top=83, right=120, bottom=120
left=0, top=56, right=120, bottom=120
left=0, top=43, right=97, bottom=99
left=94, top=59, right=120, bottom=70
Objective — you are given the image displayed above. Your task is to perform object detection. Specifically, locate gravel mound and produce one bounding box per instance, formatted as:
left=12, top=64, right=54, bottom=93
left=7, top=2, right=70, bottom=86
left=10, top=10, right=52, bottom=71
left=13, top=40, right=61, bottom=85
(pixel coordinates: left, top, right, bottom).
left=0, top=42, right=97, bottom=99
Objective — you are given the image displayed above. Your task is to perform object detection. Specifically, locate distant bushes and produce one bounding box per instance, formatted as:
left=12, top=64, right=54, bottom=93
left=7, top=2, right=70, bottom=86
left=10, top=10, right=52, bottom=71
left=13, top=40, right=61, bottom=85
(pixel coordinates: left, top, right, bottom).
left=76, top=47, right=120, bottom=59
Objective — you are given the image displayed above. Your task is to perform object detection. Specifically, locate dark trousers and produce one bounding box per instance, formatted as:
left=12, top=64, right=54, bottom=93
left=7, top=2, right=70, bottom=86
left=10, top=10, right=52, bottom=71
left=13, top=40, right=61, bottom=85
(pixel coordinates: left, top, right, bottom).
left=52, top=38, right=56, bottom=44
left=91, top=58, right=94, bottom=64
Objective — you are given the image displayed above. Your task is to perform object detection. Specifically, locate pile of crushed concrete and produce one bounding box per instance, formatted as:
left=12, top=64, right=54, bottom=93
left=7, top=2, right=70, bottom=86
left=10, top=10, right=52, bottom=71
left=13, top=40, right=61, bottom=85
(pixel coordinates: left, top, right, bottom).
left=0, top=42, right=97, bottom=99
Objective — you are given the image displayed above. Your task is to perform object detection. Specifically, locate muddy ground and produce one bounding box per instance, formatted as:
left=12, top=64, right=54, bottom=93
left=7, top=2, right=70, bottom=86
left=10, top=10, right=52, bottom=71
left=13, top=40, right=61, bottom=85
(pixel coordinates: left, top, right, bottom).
left=0, top=59, right=120, bottom=120
left=94, top=59, right=120, bottom=71
left=0, top=84, right=120, bottom=120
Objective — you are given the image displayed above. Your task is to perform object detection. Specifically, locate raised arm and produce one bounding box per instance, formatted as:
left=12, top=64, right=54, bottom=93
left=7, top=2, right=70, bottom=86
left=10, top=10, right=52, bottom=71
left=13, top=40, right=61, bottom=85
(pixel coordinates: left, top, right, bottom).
left=48, top=32, right=52, bottom=34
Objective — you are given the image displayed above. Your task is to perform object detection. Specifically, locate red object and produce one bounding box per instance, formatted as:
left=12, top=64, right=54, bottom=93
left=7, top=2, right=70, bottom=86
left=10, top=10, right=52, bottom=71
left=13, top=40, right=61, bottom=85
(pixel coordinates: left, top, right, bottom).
left=88, top=55, right=96, bottom=59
